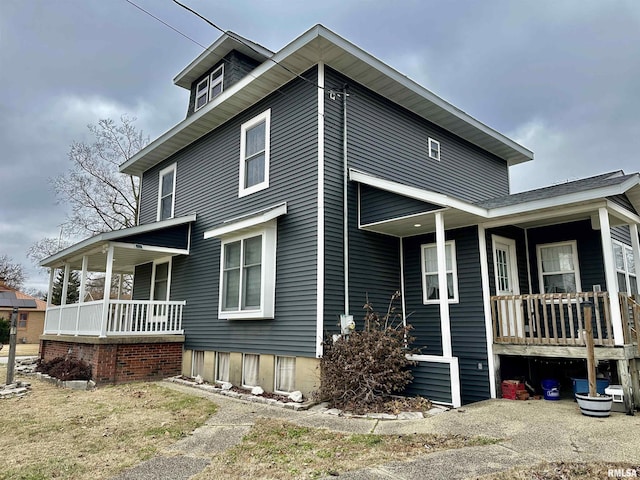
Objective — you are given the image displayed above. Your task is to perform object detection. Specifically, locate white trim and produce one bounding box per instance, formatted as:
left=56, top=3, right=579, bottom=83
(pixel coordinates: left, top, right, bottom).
left=612, top=239, right=637, bottom=294
left=239, top=109, right=271, bottom=197
left=630, top=224, right=640, bottom=294
left=359, top=207, right=449, bottom=229
left=194, top=77, right=209, bottom=112
left=209, top=64, right=224, bottom=101
left=204, top=203, right=287, bottom=239
left=316, top=62, right=325, bottom=358
left=599, top=208, right=624, bottom=345
left=477, top=227, right=497, bottom=398
left=61, top=263, right=70, bottom=306
left=491, top=235, right=520, bottom=296
left=607, top=199, right=640, bottom=226
left=435, top=212, right=453, bottom=358
left=157, top=163, right=177, bottom=221
left=420, top=240, right=459, bottom=304
left=108, top=241, right=189, bottom=256
left=406, top=355, right=462, bottom=408
left=536, top=240, right=582, bottom=294
left=79, top=255, right=88, bottom=304
left=150, top=257, right=172, bottom=301
left=217, top=223, right=277, bottom=320
left=428, top=138, right=440, bottom=161
left=47, top=268, right=55, bottom=307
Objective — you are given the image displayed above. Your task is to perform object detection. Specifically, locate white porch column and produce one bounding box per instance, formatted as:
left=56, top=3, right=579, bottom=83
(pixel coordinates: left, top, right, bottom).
left=99, top=245, right=114, bottom=338
left=478, top=226, right=497, bottom=398
left=79, top=255, right=88, bottom=303
left=61, top=263, right=70, bottom=306
left=630, top=223, right=640, bottom=295
left=117, top=274, right=123, bottom=300
left=435, top=212, right=453, bottom=357
left=47, top=268, right=55, bottom=307
left=598, top=207, right=624, bottom=345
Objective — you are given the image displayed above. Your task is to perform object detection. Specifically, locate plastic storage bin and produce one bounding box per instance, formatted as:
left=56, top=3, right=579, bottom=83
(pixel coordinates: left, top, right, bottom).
left=604, top=385, right=625, bottom=412
left=572, top=378, right=609, bottom=395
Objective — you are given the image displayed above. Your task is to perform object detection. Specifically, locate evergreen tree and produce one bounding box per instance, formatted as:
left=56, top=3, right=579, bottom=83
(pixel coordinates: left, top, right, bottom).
left=51, top=270, right=81, bottom=305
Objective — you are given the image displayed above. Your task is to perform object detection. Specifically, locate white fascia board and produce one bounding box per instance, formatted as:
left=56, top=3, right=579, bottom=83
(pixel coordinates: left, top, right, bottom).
left=607, top=199, right=640, bottom=225
left=40, top=214, right=196, bottom=268
left=108, top=242, right=190, bottom=256
left=204, top=203, right=287, bottom=239
left=349, top=169, right=489, bottom=217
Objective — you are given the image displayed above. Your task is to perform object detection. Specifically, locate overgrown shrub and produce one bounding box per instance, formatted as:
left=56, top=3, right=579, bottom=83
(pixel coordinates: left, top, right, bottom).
left=37, top=356, right=92, bottom=381
left=0, top=317, right=9, bottom=344
left=318, top=292, right=418, bottom=413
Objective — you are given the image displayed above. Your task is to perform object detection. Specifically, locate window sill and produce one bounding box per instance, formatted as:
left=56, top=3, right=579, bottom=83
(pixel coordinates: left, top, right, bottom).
left=423, top=299, right=459, bottom=305
left=239, top=182, right=269, bottom=198
left=220, top=309, right=274, bottom=320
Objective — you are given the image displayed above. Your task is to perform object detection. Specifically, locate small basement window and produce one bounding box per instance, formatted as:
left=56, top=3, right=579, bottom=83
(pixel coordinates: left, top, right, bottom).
left=275, top=356, right=296, bottom=393
left=428, top=138, right=440, bottom=161
left=215, top=352, right=230, bottom=383
left=243, top=354, right=260, bottom=387
left=192, top=350, right=205, bottom=378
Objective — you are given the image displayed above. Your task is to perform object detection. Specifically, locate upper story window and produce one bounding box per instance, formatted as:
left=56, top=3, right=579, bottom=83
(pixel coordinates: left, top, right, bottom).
left=421, top=240, right=458, bottom=304
left=239, top=109, right=270, bottom=197
left=537, top=241, right=581, bottom=293
left=613, top=241, right=638, bottom=295
left=428, top=138, right=440, bottom=161
left=157, top=164, right=176, bottom=221
left=194, top=65, right=224, bottom=112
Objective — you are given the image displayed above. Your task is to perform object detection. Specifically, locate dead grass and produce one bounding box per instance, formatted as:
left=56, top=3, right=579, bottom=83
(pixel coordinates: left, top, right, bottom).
left=0, top=343, right=39, bottom=357
left=480, top=461, right=640, bottom=479
left=193, top=418, right=500, bottom=480
left=0, top=364, right=217, bottom=480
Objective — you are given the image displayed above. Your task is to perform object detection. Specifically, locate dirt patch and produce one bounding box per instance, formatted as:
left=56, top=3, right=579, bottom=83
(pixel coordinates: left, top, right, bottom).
left=193, top=418, right=499, bottom=479
left=0, top=364, right=217, bottom=480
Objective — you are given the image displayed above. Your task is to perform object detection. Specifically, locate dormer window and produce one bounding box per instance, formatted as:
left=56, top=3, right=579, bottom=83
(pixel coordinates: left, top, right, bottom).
left=194, top=65, right=224, bottom=112
left=195, top=78, right=209, bottom=111
left=210, top=65, right=224, bottom=100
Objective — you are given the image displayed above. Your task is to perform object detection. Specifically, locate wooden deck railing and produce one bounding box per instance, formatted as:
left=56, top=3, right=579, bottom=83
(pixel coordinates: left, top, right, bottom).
left=619, top=293, right=640, bottom=352
left=491, top=292, right=614, bottom=346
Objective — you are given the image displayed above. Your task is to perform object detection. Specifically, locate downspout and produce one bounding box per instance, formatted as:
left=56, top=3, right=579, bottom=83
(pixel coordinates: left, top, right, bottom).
left=342, top=84, right=350, bottom=315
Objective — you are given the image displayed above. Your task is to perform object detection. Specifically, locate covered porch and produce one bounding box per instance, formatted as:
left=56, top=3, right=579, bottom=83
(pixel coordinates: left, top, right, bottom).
left=38, top=215, right=195, bottom=384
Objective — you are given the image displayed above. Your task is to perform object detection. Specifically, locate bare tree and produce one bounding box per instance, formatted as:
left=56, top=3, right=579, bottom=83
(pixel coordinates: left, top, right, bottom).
left=0, top=255, right=26, bottom=290
left=51, top=115, right=147, bottom=236
left=27, top=237, right=72, bottom=266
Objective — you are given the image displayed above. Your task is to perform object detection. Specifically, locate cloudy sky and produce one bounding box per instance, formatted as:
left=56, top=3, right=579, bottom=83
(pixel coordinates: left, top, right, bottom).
left=2, top=0, right=640, bottom=290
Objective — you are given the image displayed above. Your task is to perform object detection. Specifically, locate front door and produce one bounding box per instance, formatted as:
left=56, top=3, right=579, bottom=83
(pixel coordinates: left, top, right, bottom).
left=492, top=236, right=523, bottom=337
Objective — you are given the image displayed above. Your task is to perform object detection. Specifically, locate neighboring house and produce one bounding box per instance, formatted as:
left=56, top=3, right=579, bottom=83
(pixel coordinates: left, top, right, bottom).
left=40, top=25, right=640, bottom=410
left=0, top=282, right=46, bottom=344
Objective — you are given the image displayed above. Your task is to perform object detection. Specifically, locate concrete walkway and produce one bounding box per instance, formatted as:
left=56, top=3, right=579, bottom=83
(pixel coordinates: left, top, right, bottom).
left=112, top=382, right=640, bottom=480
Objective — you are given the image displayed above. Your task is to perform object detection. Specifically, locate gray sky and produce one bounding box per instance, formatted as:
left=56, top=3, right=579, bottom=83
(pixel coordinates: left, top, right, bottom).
left=2, top=0, right=640, bottom=291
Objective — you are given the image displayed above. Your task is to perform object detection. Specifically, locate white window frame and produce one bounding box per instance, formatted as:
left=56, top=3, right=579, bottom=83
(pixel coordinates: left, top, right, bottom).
left=274, top=356, right=296, bottom=394
left=613, top=240, right=637, bottom=295
left=150, top=257, right=172, bottom=301
left=428, top=138, right=440, bottom=161
left=157, top=163, right=177, bottom=221
left=209, top=65, right=224, bottom=100
left=191, top=350, right=205, bottom=378
left=194, top=77, right=209, bottom=111
left=421, top=240, right=459, bottom=304
left=239, top=109, right=271, bottom=197
left=536, top=240, right=582, bottom=294
left=242, top=353, right=260, bottom=388
left=218, top=222, right=277, bottom=320
left=215, top=352, right=230, bottom=383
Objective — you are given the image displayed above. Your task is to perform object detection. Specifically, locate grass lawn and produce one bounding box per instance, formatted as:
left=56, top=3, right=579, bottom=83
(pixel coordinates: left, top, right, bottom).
left=0, top=344, right=40, bottom=357
left=0, top=364, right=217, bottom=480
left=193, top=418, right=499, bottom=480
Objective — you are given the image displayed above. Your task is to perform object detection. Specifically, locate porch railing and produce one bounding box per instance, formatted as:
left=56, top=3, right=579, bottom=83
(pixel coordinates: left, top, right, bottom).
left=619, top=293, right=640, bottom=352
left=44, top=300, right=185, bottom=336
left=491, top=292, right=614, bottom=346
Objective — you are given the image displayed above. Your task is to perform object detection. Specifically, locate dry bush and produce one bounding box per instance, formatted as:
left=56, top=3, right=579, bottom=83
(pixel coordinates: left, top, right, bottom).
left=319, top=292, right=418, bottom=413
left=37, top=356, right=92, bottom=381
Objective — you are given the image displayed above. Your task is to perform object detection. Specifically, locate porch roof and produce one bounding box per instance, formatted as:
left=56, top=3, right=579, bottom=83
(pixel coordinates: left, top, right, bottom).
left=39, top=214, right=196, bottom=274
left=351, top=169, right=640, bottom=236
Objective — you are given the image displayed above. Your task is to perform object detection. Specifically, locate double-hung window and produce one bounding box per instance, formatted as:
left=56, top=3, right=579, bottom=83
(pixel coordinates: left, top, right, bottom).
left=428, top=137, right=440, bottom=161
left=613, top=241, right=638, bottom=295
left=239, top=109, right=270, bottom=196
left=537, top=241, right=581, bottom=293
left=209, top=65, right=224, bottom=100
left=218, top=222, right=277, bottom=320
left=421, top=240, right=458, bottom=303
left=157, top=164, right=176, bottom=221
left=195, top=77, right=209, bottom=111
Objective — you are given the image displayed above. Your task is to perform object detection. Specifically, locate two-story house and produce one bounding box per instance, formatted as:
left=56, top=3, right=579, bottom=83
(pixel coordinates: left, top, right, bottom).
left=40, top=25, right=640, bottom=410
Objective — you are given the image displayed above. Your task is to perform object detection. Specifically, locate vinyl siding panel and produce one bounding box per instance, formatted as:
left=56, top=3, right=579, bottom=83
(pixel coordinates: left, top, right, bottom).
left=119, top=224, right=190, bottom=250
left=611, top=225, right=632, bottom=245
left=608, top=194, right=637, bottom=214
left=133, top=263, right=152, bottom=301
left=359, top=184, right=442, bottom=225
left=405, top=361, right=452, bottom=404
left=138, top=68, right=319, bottom=357
left=325, top=68, right=510, bottom=203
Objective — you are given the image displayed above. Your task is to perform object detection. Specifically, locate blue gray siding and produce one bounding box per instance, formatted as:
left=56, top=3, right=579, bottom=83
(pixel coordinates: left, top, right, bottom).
left=405, top=361, right=452, bottom=404
left=359, top=184, right=442, bottom=225
left=120, top=224, right=190, bottom=250
left=138, top=68, right=319, bottom=356
left=611, top=225, right=632, bottom=245
left=403, top=226, right=490, bottom=404
left=608, top=194, right=637, bottom=214
left=133, top=263, right=152, bottom=301
left=527, top=220, right=606, bottom=293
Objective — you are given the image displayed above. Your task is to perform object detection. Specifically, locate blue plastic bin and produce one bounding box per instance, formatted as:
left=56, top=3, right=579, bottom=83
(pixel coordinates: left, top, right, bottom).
left=572, top=378, right=609, bottom=395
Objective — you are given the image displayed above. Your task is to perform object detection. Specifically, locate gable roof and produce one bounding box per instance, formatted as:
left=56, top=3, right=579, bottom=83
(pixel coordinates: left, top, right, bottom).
left=121, top=25, right=533, bottom=177
left=0, top=285, right=46, bottom=311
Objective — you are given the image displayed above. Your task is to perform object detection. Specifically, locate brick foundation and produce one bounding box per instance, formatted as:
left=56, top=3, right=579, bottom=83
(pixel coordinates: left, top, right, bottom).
left=39, top=335, right=184, bottom=385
